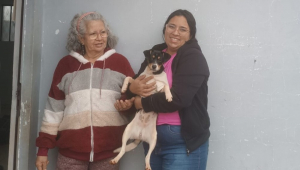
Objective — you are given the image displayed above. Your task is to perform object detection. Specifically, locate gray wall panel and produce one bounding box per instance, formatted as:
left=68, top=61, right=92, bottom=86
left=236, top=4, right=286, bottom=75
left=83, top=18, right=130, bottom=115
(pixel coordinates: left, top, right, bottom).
left=23, top=0, right=300, bottom=169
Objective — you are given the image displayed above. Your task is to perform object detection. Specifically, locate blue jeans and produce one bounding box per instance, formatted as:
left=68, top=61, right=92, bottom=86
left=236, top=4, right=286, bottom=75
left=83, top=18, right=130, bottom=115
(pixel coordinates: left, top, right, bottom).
left=143, top=125, right=209, bottom=170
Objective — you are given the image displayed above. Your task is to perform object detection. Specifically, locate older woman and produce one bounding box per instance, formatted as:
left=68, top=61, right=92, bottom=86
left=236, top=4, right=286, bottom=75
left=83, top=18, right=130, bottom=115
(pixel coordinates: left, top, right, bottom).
left=35, top=12, right=135, bottom=170
left=128, top=9, right=210, bottom=170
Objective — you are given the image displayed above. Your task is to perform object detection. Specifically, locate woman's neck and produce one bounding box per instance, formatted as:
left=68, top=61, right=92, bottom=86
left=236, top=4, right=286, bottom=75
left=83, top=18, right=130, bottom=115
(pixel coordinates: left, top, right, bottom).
left=84, top=51, right=104, bottom=63
left=166, top=48, right=177, bottom=56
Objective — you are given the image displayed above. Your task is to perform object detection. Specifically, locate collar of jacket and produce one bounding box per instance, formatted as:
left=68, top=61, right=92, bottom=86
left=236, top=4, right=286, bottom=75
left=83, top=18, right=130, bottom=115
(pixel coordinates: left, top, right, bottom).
left=69, top=48, right=116, bottom=64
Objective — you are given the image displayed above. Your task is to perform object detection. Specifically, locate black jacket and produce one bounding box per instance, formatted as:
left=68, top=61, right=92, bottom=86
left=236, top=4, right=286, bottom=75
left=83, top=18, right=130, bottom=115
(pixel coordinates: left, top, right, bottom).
left=136, top=38, right=210, bottom=153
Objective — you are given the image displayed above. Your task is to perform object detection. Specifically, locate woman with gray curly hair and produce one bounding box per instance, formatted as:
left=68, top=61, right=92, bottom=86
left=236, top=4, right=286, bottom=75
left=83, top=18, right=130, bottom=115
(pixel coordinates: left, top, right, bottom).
left=35, top=11, right=136, bottom=170
left=66, top=12, right=118, bottom=55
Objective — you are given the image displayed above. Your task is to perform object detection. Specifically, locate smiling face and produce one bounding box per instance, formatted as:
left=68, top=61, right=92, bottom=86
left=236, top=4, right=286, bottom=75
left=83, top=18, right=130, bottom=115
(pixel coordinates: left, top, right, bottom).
left=164, top=16, right=191, bottom=54
left=79, top=20, right=107, bottom=55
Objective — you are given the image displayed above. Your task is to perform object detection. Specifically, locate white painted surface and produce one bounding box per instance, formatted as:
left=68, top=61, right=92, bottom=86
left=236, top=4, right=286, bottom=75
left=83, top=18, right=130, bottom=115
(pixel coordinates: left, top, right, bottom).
left=25, top=0, right=300, bottom=170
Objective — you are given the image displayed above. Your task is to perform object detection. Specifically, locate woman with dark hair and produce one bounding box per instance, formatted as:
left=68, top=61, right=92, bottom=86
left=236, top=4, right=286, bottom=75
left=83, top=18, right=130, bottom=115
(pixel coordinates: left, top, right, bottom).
left=127, top=9, right=210, bottom=170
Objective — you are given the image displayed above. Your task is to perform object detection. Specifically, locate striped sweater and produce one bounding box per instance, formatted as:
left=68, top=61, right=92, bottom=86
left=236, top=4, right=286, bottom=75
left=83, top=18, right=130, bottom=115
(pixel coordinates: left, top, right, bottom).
left=36, top=48, right=135, bottom=162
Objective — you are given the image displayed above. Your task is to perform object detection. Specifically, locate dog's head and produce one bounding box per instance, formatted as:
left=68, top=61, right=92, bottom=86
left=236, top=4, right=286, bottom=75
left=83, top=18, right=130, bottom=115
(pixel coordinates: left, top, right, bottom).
left=143, top=49, right=171, bottom=72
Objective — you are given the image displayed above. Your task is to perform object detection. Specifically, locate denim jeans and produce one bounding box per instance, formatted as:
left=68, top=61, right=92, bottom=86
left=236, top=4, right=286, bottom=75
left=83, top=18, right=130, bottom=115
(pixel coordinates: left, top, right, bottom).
left=143, top=125, right=209, bottom=170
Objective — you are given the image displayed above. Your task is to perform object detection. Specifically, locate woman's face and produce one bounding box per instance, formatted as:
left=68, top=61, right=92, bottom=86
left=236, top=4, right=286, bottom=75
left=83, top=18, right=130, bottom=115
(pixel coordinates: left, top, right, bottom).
left=79, top=20, right=108, bottom=55
left=164, top=16, right=191, bottom=53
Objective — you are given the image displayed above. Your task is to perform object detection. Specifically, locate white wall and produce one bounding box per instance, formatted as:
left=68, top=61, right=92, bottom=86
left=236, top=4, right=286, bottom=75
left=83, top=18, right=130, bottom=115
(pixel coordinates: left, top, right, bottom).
left=30, top=0, right=300, bottom=169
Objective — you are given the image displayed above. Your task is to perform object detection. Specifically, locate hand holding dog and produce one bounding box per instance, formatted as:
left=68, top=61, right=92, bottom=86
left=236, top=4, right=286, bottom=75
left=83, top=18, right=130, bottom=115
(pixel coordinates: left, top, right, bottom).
left=115, top=97, right=135, bottom=111
left=129, top=75, right=156, bottom=97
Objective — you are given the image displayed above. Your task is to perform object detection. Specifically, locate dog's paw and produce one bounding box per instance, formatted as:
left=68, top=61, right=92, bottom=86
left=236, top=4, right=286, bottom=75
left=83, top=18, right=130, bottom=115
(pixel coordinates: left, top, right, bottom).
left=121, top=85, right=128, bottom=93
left=166, top=94, right=173, bottom=102
left=110, top=159, right=118, bottom=165
left=166, top=98, right=172, bottom=102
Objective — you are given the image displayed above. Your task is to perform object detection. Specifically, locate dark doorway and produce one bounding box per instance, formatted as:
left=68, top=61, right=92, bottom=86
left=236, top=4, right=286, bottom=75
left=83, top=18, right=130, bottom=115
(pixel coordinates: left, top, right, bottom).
left=0, top=0, right=15, bottom=170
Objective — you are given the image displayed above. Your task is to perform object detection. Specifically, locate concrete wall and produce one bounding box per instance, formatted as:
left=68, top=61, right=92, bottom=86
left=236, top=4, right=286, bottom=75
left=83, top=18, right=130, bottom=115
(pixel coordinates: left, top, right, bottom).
left=21, top=0, right=300, bottom=169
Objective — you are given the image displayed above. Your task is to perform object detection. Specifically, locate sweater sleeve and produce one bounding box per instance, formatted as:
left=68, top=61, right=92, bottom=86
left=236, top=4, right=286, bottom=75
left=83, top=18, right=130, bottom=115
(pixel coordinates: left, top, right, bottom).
left=36, top=60, right=66, bottom=156
left=141, top=48, right=209, bottom=113
left=118, top=55, right=137, bottom=116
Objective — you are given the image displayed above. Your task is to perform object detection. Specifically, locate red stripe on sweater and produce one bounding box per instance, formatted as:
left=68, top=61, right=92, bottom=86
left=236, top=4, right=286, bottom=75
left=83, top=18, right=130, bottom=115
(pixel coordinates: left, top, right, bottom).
left=48, top=52, right=134, bottom=100
left=36, top=132, right=57, bottom=149
left=55, top=125, right=126, bottom=161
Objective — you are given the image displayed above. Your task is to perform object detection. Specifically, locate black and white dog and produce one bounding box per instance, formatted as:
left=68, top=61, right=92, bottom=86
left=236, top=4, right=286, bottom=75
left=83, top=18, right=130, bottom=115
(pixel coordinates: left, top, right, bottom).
left=110, top=50, right=172, bottom=170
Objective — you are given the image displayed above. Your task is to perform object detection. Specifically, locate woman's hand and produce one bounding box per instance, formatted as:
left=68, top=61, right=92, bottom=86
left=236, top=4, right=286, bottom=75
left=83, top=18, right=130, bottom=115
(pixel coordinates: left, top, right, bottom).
left=129, top=75, right=156, bottom=97
left=115, top=97, right=135, bottom=111
left=134, top=96, right=143, bottom=110
left=36, top=156, right=49, bottom=170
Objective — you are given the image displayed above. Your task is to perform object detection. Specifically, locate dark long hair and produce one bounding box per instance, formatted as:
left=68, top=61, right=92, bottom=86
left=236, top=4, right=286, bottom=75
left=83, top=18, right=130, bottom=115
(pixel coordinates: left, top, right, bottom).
left=163, top=9, right=197, bottom=39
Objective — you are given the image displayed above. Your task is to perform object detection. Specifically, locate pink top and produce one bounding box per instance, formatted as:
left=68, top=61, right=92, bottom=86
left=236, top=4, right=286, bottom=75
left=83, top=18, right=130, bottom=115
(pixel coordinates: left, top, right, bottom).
left=157, top=50, right=181, bottom=125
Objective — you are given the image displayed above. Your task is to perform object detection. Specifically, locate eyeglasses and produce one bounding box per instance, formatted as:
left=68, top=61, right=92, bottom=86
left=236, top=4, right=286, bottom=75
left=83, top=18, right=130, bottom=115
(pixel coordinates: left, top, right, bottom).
left=165, top=24, right=190, bottom=35
left=87, top=30, right=108, bottom=39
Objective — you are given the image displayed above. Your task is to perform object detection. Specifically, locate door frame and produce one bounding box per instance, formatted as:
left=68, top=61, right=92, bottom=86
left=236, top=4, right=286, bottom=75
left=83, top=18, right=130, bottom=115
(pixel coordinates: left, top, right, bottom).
left=8, top=0, right=23, bottom=169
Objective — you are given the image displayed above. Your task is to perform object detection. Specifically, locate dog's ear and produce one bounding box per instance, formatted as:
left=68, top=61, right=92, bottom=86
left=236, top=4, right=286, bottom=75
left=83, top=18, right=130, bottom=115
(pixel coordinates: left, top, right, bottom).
left=162, top=52, right=171, bottom=63
left=143, top=49, right=152, bottom=58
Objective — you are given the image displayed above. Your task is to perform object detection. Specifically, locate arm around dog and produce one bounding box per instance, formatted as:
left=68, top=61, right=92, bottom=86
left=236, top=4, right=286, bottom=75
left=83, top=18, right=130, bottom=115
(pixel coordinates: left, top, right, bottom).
left=126, top=59, right=156, bottom=98
left=141, top=48, right=209, bottom=113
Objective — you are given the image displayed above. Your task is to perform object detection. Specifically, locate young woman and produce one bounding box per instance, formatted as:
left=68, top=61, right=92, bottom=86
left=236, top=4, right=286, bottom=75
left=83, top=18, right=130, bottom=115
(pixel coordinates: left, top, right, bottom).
left=129, top=9, right=210, bottom=170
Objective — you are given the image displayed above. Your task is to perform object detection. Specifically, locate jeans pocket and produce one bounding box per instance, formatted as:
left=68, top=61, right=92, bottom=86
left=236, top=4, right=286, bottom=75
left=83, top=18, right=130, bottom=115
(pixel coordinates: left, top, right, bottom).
left=157, top=125, right=184, bottom=146
left=167, top=125, right=181, bottom=135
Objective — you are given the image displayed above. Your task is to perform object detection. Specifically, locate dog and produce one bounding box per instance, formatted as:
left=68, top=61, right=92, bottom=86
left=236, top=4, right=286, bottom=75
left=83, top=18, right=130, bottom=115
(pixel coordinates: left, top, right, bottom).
left=110, top=49, right=172, bottom=170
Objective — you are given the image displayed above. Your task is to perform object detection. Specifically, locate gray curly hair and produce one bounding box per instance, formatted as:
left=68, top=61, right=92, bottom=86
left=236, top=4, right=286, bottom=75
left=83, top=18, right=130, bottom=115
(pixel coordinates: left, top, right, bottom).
left=66, top=12, right=118, bottom=52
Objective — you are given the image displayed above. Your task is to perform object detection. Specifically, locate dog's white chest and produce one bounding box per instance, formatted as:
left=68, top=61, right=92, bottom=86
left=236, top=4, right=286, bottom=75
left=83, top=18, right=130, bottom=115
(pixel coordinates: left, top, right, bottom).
left=141, top=70, right=169, bottom=93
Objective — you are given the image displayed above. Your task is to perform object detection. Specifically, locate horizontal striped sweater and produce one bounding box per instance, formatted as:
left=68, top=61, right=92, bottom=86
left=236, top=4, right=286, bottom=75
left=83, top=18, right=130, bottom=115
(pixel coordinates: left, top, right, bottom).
left=36, top=48, right=135, bottom=161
